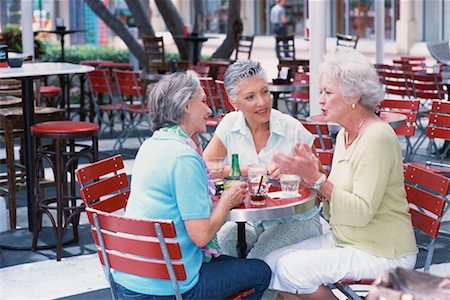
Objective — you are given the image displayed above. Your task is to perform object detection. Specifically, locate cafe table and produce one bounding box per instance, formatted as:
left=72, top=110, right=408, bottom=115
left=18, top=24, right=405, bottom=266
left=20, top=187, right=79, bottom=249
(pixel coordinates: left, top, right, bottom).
left=227, top=185, right=317, bottom=258
left=35, top=29, right=86, bottom=62
left=0, top=62, right=94, bottom=249
left=173, top=34, right=217, bottom=65
left=269, top=83, right=308, bottom=110
left=307, top=111, right=408, bottom=133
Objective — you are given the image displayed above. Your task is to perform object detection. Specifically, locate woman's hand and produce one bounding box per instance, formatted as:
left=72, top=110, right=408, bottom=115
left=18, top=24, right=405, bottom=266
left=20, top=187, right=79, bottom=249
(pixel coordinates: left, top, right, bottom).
left=220, top=181, right=248, bottom=209
left=272, top=143, right=322, bottom=186
left=267, top=164, right=281, bottom=180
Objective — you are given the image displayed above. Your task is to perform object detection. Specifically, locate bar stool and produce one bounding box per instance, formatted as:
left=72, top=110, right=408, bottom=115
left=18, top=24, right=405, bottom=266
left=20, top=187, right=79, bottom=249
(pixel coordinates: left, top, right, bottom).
left=38, top=85, right=62, bottom=107
left=0, top=107, right=65, bottom=229
left=31, top=121, right=99, bottom=261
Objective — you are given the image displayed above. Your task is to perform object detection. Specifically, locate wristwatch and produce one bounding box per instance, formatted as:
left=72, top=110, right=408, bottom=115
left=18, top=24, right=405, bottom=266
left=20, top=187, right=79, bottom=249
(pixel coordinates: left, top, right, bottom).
left=312, top=174, right=326, bottom=190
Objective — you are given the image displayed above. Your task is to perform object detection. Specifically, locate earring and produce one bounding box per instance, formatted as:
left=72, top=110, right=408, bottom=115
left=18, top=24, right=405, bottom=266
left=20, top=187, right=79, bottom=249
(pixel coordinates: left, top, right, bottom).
left=351, top=103, right=356, bottom=110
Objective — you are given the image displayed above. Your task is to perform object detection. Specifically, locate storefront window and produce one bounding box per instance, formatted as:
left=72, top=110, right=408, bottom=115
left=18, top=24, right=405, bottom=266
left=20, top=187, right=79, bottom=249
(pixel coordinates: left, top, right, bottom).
left=205, top=0, right=228, bottom=34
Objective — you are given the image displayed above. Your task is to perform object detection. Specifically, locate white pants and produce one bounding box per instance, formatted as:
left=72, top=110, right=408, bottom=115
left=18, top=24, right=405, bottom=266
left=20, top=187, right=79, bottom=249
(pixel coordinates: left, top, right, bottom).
left=264, top=232, right=417, bottom=295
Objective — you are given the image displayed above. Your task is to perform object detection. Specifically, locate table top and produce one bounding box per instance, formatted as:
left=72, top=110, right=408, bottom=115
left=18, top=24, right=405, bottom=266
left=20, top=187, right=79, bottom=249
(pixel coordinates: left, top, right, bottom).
left=173, top=35, right=216, bottom=42
left=0, top=62, right=95, bottom=79
left=269, top=83, right=308, bottom=93
left=35, top=29, right=86, bottom=35
left=227, top=186, right=317, bottom=222
left=307, top=111, right=408, bottom=133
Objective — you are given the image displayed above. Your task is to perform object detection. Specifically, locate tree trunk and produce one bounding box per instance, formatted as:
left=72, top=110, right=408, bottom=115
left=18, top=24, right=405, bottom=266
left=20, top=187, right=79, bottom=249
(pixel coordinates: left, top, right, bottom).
left=125, top=0, right=154, bottom=37
left=84, top=0, right=146, bottom=66
left=154, top=0, right=188, bottom=59
left=212, top=0, right=242, bottom=59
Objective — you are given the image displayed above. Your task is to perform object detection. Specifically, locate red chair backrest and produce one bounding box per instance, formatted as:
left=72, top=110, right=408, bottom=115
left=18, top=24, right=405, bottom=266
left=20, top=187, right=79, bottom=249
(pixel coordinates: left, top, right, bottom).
left=404, top=165, right=449, bottom=238
left=215, top=80, right=235, bottom=112
left=113, top=69, right=145, bottom=98
left=75, top=154, right=129, bottom=208
left=189, top=65, right=210, bottom=77
left=87, top=69, right=115, bottom=95
left=378, top=99, right=420, bottom=137
left=85, top=206, right=186, bottom=280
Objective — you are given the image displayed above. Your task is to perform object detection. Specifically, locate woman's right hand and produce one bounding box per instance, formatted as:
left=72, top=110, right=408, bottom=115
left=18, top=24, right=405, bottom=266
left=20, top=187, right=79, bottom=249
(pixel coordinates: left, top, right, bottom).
left=220, top=181, right=248, bottom=209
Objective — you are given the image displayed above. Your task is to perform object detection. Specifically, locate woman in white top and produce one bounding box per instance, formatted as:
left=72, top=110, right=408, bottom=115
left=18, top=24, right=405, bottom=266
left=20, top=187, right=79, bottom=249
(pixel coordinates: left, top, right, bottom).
left=203, top=60, right=324, bottom=260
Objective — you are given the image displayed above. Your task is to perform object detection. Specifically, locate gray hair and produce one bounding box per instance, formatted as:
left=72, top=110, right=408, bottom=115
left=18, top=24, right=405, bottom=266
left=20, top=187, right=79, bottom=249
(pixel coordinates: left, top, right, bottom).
left=223, top=60, right=268, bottom=102
left=318, top=49, right=384, bottom=110
left=148, top=70, right=200, bottom=131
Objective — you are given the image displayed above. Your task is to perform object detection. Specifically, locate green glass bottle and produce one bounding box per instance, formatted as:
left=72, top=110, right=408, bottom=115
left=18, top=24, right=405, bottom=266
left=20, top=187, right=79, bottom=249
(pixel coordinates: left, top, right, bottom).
left=229, top=153, right=242, bottom=178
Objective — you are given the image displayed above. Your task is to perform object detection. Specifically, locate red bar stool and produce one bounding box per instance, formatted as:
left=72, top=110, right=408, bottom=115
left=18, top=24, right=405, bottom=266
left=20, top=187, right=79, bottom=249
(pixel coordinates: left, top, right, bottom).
left=31, top=121, right=99, bottom=261
left=38, top=85, right=62, bottom=107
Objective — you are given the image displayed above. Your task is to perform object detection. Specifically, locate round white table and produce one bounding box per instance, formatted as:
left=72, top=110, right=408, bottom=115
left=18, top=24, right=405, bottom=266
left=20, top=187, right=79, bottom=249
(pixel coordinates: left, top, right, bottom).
left=0, top=62, right=94, bottom=249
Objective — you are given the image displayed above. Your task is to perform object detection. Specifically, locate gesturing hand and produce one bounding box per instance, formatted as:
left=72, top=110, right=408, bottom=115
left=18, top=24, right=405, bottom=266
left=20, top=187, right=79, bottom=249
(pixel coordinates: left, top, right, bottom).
left=272, top=143, right=321, bottom=186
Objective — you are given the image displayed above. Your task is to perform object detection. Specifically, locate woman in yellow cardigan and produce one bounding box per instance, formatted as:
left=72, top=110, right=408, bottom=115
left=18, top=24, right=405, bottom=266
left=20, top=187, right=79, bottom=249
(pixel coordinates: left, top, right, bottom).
left=265, top=49, right=418, bottom=300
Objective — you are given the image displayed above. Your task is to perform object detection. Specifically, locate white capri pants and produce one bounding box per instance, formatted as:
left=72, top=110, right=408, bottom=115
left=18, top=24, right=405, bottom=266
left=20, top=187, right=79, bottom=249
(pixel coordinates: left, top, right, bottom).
left=264, top=232, right=417, bottom=295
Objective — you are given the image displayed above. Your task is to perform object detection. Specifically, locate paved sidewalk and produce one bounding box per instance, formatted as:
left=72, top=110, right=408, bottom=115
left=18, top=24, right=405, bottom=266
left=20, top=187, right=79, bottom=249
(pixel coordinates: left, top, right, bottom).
left=1, top=34, right=449, bottom=299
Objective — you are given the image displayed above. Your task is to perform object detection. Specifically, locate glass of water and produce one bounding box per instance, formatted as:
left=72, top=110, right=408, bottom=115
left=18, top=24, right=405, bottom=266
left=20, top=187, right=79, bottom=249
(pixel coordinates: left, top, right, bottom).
left=280, top=174, right=301, bottom=198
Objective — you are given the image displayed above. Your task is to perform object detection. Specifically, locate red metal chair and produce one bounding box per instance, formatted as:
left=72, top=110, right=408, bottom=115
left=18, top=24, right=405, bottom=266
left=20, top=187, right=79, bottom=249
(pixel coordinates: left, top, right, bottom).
left=75, top=155, right=255, bottom=300
left=86, top=69, right=122, bottom=135
left=410, top=100, right=450, bottom=172
left=188, top=65, right=210, bottom=77
left=113, top=69, right=149, bottom=151
left=301, top=121, right=333, bottom=151
left=404, top=164, right=450, bottom=271
left=283, top=72, right=310, bottom=118
left=215, top=80, right=235, bottom=114
left=378, top=99, right=420, bottom=161
left=198, top=77, right=225, bottom=147
left=382, top=64, right=413, bottom=98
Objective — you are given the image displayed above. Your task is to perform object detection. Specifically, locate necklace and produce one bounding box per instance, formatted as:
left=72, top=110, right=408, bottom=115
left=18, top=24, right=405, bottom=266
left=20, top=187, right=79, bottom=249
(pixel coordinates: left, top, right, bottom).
left=344, top=111, right=370, bottom=145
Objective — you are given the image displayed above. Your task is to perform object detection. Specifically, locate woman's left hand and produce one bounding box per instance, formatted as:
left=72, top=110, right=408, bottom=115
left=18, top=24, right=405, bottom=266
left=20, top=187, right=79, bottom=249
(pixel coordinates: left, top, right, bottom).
left=272, top=143, right=321, bottom=186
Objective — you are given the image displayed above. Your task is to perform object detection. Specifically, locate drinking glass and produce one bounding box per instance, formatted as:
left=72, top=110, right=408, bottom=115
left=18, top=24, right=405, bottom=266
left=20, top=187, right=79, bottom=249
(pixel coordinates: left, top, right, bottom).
left=247, top=163, right=267, bottom=180
left=280, top=174, right=301, bottom=197
left=205, top=158, right=224, bottom=180
left=248, top=175, right=271, bottom=206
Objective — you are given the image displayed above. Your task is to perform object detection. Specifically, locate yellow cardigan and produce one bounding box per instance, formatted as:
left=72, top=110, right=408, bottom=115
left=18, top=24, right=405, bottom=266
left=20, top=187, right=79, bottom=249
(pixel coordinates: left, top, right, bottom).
left=323, top=121, right=418, bottom=259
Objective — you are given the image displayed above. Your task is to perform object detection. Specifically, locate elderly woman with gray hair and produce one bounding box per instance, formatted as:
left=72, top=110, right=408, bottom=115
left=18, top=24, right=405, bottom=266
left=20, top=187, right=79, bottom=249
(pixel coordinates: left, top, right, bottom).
left=114, top=71, right=271, bottom=300
left=203, top=60, right=324, bottom=260
left=266, top=50, right=418, bottom=299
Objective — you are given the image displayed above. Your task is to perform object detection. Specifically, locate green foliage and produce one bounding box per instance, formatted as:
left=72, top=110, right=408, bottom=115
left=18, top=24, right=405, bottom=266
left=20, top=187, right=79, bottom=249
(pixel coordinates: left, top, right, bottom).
left=0, top=24, right=43, bottom=57
left=38, top=39, right=130, bottom=64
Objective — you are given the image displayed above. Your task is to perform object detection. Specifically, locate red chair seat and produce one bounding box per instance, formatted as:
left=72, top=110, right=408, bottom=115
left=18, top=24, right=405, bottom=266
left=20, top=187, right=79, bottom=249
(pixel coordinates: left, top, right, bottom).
left=40, top=85, right=62, bottom=96
left=31, top=121, right=99, bottom=138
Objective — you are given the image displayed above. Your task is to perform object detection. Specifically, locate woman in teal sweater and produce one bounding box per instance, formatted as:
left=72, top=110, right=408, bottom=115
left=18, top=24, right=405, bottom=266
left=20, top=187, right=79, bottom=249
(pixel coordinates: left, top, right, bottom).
left=265, top=49, right=418, bottom=300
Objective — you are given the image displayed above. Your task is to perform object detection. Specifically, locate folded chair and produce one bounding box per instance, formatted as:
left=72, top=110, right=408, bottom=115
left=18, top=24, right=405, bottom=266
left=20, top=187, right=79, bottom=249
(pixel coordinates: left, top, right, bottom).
left=75, top=155, right=255, bottom=300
